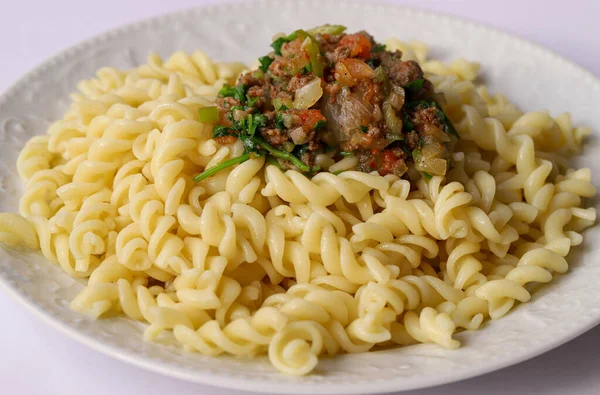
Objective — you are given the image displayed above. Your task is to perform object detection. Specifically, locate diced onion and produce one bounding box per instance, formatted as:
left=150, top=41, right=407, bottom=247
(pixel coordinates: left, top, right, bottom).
left=273, top=97, right=293, bottom=110
left=383, top=102, right=403, bottom=135
left=294, top=78, right=323, bottom=109
left=415, top=156, right=448, bottom=175
left=422, top=143, right=443, bottom=159
left=388, top=85, right=405, bottom=109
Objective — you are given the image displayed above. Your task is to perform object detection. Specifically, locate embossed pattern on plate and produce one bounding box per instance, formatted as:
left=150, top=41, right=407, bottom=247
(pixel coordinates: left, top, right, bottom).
left=0, top=1, right=599, bottom=393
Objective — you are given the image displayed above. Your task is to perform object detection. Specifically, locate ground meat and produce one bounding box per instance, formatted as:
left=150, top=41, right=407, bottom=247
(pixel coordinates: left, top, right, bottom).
left=247, top=85, right=269, bottom=110
left=269, top=58, right=290, bottom=78
left=287, top=74, right=314, bottom=93
left=406, top=130, right=420, bottom=150
left=260, top=128, right=289, bottom=146
left=326, top=46, right=351, bottom=64
left=210, top=26, right=454, bottom=179
left=238, top=72, right=264, bottom=88
left=315, top=33, right=345, bottom=54
left=388, top=60, right=424, bottom=87
left=411, top=107, right=444, bottom=133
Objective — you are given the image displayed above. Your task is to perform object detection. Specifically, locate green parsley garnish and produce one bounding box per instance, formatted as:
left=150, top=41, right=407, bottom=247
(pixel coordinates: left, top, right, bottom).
left=315, top=120, right=326, bottom=130
left=371, top=44, right=386, bottom=53
left=258, top=56, right=274, bottom=73
left=339, top=151, right=354, bottom=157
left=405, top=78, right=424, bottom=91
left=360, top=125, right=368, bottom=133
left=218, top=84, right=247, bottom=101
left=271, top=32, right=298, bottom=56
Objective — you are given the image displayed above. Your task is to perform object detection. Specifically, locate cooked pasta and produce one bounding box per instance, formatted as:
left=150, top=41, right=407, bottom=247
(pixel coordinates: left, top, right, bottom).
left=0, top=36, right=596, bottom=377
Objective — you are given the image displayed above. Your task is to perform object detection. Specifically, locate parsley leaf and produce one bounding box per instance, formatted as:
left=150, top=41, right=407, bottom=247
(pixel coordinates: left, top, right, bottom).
left=212, top=125, right=235, bottom=138
left=315, top=120, right=326, bottom=130
left=218, top=84, right=247, bottom=101
left=371, top=44, right=386, bottom=53
left=275, top=113, right=286, bottom=131
left=246, top=95, right=259, bottom=107
left=271, top=32, right=297, bottom=56
left=405, top=78, right=424, bottom=91
left=292, top=144, right=309, bottom=158
left=360, top=125, right=368, bottom=133
left=339, top=151, right=354, bottom=157
left=258, top=56, right=274, bottom=73
left=423, top=172, right=433, bottom=180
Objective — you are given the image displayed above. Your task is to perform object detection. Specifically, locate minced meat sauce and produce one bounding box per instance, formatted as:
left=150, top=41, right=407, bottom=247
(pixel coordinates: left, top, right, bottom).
left=195, top=25, right=458, bottom=182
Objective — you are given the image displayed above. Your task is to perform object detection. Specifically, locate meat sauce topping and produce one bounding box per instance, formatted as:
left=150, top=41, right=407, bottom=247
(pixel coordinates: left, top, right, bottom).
left=194, top=25, right=458, bottom=182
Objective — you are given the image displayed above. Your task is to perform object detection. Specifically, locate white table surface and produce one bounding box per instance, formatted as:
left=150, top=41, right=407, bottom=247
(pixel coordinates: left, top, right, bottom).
left=1, top=0, right=599, bottom=394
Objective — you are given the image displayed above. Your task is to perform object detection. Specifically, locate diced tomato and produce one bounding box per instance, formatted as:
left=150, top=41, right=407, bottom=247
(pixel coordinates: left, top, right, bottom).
left=380, top=150, right=399, bottom=175
left=338, top=34, right=372, bottom=59
left=294, top=109, right=326, bottom=131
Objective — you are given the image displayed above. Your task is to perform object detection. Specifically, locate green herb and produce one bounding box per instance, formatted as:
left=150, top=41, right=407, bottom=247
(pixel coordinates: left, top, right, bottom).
left=412, top=149, right=422, bottom=162
left=198, top=106, right=218, bottom=123
left=193, top=153, right=254, bottom=182
left=266, top=155, right=283, bottom=170
left=213, top=125, right=234, bottom=138
left=247, top=113, right=267, bottom=138
left=332, top=170, right=346, bottom=175
left=315, top=120, right=326, bottom=130
left=290, top=54, right=296, bottom=58
left=271, top=31, right=297, bottom=55
left=292, top=144, right=309, bottom=158
left=302, top=63, right=313, bottom=74
left=371, top=44, right=386, bottom=53
left=275, top=112, right=286, bottom=130
left=367, top=59, right=379, bottom=69
left=406, top=100, right=434, bottom=109
left=196, top=110, right=317, bottom=181
left=405, top=78, right=424, bottom=91
left=433, top=102, right=460, bottom=139
left=307, top=24, right=347, bottom=36
left=260, top=138, right=316, bottom=172
left=360, top=125, right=368, bottom=133
left=339, top=151, right=354, bottom=157
left=422, top=172, right=433, bottom=180
left=246, top=95, right=259, bottom=107
left=218, top=84, right=247, bottom=101
left=258, top=56, right=274, bottom=73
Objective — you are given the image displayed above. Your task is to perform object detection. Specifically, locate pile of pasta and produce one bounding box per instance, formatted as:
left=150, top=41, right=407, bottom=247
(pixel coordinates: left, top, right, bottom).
left=0, top=40, right=596, bottom=376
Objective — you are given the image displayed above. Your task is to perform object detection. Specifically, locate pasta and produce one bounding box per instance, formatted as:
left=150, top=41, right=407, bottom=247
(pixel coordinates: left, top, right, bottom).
left=0, top=38, right=596, bottom=377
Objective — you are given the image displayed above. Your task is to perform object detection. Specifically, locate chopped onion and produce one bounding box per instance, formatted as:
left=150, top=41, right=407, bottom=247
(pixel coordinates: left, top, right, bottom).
left=282, top=114, right=293, bottom=128
left=383, top=102, right=403, bottom=135
left=289, top=127, right=309, bottom=145
left=294, top=78, right=323, bottom=109
left=335, top=59, right=375, bottom=87
left=388, top=85, right=405, bottom=109
left=426, top=125, right=451, bottom=143
left=273, top=97, right=293, bottom=110
left=422, top=143, right=443, bottom=159
left=415, top=156, right=448, bottom=175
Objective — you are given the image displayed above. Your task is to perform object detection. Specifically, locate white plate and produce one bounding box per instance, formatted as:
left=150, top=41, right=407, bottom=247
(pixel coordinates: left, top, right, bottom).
left=1, top=0, right=599, bottom=393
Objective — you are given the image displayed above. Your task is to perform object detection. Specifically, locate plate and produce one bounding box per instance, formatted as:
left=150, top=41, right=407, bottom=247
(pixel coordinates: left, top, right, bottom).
left=1, top=0, right=599, bottom=393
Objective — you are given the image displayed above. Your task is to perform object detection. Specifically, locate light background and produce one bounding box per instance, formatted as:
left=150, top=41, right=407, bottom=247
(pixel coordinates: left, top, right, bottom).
left=1, top=0, right=599, bottom=394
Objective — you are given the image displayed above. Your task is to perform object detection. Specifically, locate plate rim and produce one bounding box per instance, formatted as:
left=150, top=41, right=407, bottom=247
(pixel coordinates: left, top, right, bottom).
left=1, top=0, right=599, bottom=393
